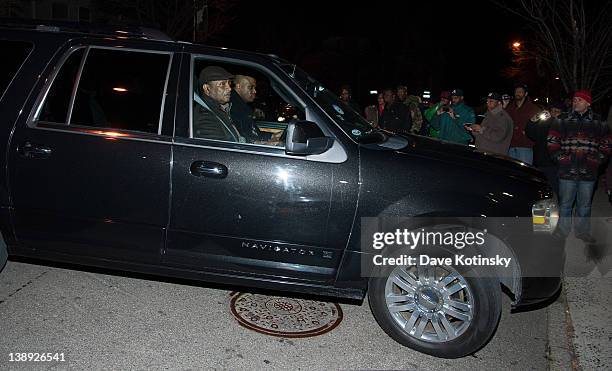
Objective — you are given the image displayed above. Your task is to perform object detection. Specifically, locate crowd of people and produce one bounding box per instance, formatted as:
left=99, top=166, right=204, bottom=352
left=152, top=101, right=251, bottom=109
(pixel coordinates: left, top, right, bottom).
left=341, top=84, right=612, bottom=244
left=192, top=64, right=611, bottom=244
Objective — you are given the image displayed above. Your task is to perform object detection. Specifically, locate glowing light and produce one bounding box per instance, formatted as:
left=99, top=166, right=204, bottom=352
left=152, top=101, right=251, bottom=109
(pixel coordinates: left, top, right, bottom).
left=512, top=41, right=521, bottom=48
left=370, top=90, right=378, bottom=95
left=277, top=116, right=286, bottom=122
left=555, top=77, right=560, bottom=80
left=113, top=87, right=128, bottom=93
left=91, top=130, right=129, bottom=138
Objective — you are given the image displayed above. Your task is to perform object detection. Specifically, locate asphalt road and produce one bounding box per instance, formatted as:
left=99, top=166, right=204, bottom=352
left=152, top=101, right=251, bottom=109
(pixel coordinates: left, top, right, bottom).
left=0, top=259, right=556, bottom=370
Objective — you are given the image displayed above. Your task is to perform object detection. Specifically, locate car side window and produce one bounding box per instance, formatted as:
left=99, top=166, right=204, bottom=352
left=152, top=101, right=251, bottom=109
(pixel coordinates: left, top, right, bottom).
left=39, top=48, right=85, bottom=124
left=191, top=58, right=306, bottom=148
left=70, top=48, right=170, bottom=134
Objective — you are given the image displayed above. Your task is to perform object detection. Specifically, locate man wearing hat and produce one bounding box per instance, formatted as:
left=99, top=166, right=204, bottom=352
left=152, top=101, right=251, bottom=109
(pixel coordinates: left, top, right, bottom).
left=193, top=66, right=244, bottom=142
left=506, top=84, right=540, bottom=164
left=430, top=89, right=474, bottom=145
left=547, top=90, right=611, bottom=242
left=469, top=92, right=513, bottom=155
left=424, top=90, right=451, bottom=138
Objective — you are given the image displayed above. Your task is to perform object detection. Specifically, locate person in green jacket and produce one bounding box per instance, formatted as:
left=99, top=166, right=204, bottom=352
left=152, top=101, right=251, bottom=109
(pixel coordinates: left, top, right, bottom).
left=424, top=90, right=451, bottom=138
left=430, top=89, right=474, bottom=145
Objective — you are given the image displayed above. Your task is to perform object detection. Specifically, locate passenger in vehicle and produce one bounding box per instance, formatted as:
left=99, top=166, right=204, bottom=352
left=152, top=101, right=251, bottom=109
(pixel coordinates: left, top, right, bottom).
left=193, top=66, right=244, bottom=142
left=230, top=74, right=281, bottom=145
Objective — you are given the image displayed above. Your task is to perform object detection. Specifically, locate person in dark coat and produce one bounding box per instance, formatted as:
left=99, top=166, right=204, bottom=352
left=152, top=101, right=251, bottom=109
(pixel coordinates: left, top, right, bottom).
left=378, top=88, right=412, bottom=134
left=525, top=102, right=564, bottom=194
left=229, top=74, right=280, bottom=145
left=193, top=66, right=243, bottom=142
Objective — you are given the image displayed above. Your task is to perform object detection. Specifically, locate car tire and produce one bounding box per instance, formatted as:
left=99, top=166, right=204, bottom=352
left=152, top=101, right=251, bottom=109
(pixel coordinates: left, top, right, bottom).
left=368, top=247, right=501, bottom=358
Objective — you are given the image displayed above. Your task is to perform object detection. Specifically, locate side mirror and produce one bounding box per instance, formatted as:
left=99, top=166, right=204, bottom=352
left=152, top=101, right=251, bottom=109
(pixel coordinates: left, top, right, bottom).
left=285, top=121, right=334, bottom=155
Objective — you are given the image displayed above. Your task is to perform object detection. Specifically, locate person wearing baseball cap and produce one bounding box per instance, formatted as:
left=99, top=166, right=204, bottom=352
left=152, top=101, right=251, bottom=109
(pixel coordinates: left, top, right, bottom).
left=547, top=89, right=611, bottom=243
left=193, top=66, right=245, bottom=143
left=430, top=88, right=475, bottom=145
left=470, top=92, right=513, bottom=155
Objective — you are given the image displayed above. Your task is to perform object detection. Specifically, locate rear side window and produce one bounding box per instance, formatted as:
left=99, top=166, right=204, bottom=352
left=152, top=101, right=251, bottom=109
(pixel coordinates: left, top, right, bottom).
left=39, top=48, right=85, bottom=123
left=0, top=40, right=33, bottom=99
left=70, top=48, right=170, bottom=133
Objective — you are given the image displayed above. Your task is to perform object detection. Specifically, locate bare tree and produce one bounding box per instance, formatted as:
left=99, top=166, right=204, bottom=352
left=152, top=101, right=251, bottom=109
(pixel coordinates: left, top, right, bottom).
left=93, top=0, right=237, bottom=42
left=493, top=0, right=612, bottom=102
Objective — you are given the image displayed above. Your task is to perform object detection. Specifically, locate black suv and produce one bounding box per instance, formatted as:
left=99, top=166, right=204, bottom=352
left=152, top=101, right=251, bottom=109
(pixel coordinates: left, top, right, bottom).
left=0, top=21, right=563, bottom=358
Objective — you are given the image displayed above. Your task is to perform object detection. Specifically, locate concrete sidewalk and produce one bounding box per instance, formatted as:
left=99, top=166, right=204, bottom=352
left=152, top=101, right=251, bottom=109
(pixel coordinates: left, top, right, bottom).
left=550, top=180, right=612, bottom=370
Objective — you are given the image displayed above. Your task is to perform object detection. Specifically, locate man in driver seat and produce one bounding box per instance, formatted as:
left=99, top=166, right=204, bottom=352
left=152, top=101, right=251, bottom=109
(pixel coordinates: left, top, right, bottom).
left=193, top=66, right=244, bottom=142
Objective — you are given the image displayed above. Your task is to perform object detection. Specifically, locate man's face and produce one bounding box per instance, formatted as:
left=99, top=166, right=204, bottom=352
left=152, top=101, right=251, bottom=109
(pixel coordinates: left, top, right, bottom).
left=203, top=79, right=232, bottom=104
left=486, top=98, right=500, bottom=111
left=383, top=90, right=395, bottom=105
left=440, top=97, right=450, bottom=106
left=451, top=95, right=463, bottom=105
left=235, top=77, right=257, bottom=103
left=514, top=87, right=527, bottom=101
left=396, top=87, right=407, bottom=101
left=573, top=97, right=590, bottom=113
left=377, top=93, right=385, bottom=105
left=340, top=89, right=351, bottom=102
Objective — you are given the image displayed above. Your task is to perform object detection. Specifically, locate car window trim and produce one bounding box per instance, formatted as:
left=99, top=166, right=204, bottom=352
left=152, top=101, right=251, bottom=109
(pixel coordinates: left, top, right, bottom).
left=34, top=121, right=173, bottom=144
left=31, top=45, right=173, bottom=136
left=30, top=45, right=85, bottom=124
left=66, top=46, right=89, bottom=125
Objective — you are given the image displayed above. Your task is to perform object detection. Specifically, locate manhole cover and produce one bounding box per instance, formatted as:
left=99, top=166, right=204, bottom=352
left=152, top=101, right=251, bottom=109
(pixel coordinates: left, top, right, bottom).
left=229, top=292, right=343, bottom=338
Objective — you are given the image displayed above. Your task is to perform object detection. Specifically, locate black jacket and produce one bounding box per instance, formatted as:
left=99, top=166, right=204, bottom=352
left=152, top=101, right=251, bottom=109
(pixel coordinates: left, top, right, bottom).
left=229, top=91, right=270, bottom=142
left=379, top=101, right=412, bottom=133
left=525, top=117, right=554, bottom=167
left=193, top=94, right=242, bottom=142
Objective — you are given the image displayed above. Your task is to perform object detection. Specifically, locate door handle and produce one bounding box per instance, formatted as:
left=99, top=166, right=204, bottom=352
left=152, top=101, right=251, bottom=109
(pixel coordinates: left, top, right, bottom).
left=190, top=161, right=228, bottom=178
left=18, top=142, right=52, bottom=159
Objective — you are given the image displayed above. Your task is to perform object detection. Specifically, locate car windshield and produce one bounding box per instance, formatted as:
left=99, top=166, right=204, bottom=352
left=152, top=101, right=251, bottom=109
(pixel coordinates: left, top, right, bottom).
left=279, top=64, right=384, bottom=143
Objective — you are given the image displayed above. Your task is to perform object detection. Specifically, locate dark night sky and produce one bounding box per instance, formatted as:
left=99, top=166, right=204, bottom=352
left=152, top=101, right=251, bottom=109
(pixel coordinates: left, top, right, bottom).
left=208, top=0, right=534, bottom=107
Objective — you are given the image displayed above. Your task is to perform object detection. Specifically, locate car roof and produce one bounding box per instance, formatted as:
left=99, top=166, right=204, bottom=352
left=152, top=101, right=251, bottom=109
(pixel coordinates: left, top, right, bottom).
left=0, top=18, right=286, bottom=65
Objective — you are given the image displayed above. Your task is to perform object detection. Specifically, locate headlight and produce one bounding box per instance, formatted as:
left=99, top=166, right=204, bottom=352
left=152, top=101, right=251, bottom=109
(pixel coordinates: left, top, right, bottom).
left=532, top=198, right=559, bottom=232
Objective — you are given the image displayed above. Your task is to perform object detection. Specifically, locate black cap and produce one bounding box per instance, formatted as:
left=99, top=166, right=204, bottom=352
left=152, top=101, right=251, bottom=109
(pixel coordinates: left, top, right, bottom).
left=486, top=92, right=502, bottom=101
left=450, top=89, right=464, bottom=97
left=199, top=66, right=234, bottom=84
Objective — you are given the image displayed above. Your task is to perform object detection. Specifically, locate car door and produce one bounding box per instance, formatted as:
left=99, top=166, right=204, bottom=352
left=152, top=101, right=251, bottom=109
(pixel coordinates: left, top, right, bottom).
left=9, top=40, right=180, bottom=264
left=163, top=53, right=358, bottom=283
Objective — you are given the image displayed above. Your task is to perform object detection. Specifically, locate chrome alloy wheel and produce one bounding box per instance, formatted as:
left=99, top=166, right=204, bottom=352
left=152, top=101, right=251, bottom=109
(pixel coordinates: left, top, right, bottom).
left=384, top=264, right=474, bottom=343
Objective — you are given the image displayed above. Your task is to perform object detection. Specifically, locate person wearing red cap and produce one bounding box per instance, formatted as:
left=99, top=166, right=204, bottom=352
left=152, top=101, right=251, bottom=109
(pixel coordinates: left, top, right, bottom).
left=547, top=89, right=611, bottom=243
